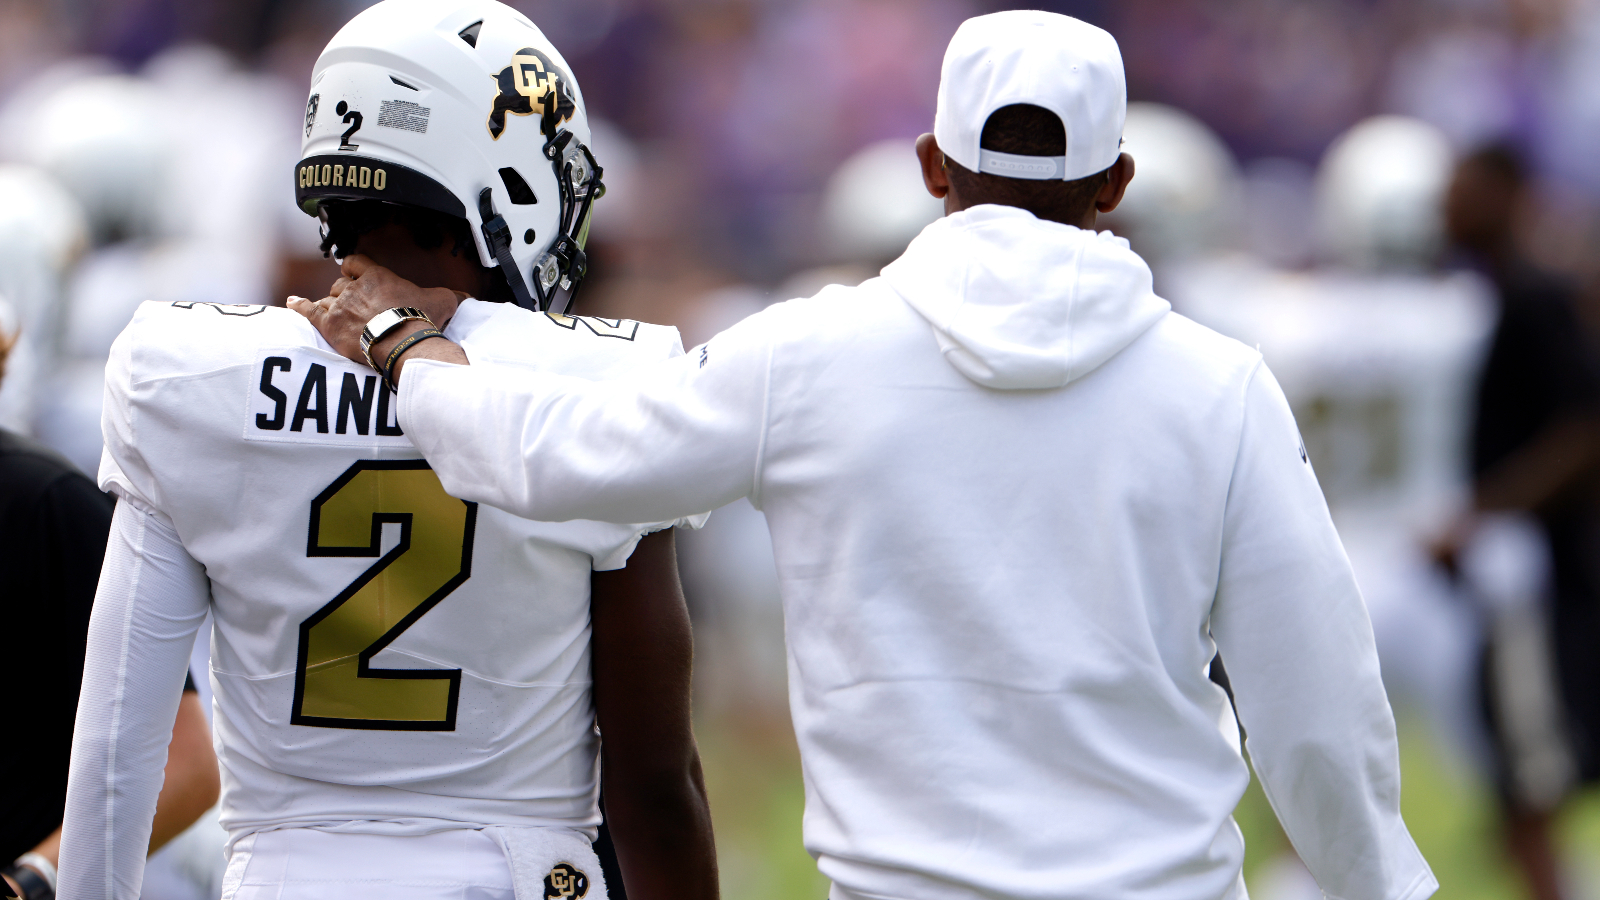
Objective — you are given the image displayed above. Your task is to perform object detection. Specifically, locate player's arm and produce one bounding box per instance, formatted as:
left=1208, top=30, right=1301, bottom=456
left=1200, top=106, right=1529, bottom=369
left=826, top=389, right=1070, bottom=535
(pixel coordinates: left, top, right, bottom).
left=57, top=502, right=212, bottom=900
left=1209, top=364, right=1435, bottom=900
left=148, top=689, right=218, bottom=853
left=589, top=529, right=718, bottom=900
left=292, top=257, right=770, bottom=526
left=399, top=343, right=765, bottom=525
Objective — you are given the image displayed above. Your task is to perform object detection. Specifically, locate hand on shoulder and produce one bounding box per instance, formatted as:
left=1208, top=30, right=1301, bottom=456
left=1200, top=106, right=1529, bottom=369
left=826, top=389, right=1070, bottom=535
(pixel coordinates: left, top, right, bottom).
left=289, top=254, right=464, bottom=368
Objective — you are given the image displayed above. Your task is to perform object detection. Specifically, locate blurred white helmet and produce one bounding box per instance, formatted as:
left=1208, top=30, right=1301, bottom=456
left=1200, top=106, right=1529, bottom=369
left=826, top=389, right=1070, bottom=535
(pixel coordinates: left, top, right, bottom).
left=6, top=73, right=174, bottom=244
left=1316, top=116, right=1454, bottom=271
left=0, top=166, right=89, bottom=323
left=820, top=138, right=943, bottom=265
left=1103, top=102, right=1240, bottom=265
left=297, top=0, right=602, bottom=313
left=145, top=44, right=294, bottom=248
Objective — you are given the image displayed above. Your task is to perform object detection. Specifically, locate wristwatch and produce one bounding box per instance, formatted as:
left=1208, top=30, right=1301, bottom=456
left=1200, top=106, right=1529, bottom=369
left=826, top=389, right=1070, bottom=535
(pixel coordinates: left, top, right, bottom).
left=2, top=860, right=53, bottom=900
left=360, top=307, right=434, bottom=372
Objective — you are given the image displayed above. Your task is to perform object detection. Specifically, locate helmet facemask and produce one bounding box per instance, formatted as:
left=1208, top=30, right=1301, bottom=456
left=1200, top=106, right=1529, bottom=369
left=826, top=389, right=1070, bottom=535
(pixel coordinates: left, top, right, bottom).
left=476, top=130, right=603, bottom=315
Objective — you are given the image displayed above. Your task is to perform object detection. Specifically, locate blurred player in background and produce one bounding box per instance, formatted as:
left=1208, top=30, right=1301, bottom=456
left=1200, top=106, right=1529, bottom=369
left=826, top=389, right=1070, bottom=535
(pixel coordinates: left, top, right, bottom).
left=57, top=2, right=716, bottom=898
left=301, top=12, right=1435, bottom=900
left=0, top=58, right=298, bottom=477
left=1134, top=113, right=1497, bottom=896
left=1436, top=143, right=1600, bottom=900
left=0, top=167, right=86, bottom=437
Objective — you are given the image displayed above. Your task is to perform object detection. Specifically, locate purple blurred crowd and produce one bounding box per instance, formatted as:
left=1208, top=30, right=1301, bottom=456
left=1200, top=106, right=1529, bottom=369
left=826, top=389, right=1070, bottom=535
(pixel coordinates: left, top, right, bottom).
left=3, top=0, right=1597, bottom=283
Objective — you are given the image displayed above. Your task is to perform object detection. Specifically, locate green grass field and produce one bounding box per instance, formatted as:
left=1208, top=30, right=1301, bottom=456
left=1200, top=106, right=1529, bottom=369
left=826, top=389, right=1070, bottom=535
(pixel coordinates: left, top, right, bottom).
left=696, top=709, right=1600, bottom=900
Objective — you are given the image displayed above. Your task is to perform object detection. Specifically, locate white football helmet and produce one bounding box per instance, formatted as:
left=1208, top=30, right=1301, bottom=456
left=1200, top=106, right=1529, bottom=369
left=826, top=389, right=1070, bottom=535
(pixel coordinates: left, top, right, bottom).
left=297, top=0, right=603, bottom=313
left=1101, top=102, right=1240, bottom=266
left=1316, top=116, right=1454, bottom=271
left=0, top=165, right=88, bottom=324
left=3, top=71, right=174, bottom=245
left=820, top=139, right=944, bottom=265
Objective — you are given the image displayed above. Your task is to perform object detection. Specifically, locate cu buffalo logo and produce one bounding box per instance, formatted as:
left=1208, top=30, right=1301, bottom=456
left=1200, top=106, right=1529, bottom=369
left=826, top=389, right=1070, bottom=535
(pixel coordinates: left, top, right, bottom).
left=488, top=47, right=576, bottom=141
left=543, top=862, right=589, bottom=899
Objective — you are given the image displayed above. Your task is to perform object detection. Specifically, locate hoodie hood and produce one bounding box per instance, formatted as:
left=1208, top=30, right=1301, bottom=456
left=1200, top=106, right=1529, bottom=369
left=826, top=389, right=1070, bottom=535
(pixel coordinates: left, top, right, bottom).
left=882, top=204, right=1170, bottom=389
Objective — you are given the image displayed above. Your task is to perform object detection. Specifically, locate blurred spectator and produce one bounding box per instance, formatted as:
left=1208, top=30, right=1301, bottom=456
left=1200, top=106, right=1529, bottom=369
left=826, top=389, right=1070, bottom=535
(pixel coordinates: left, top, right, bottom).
left=1438, top=143, right=1600, bottom=900
left=8, top=0, right=1600, bottom=306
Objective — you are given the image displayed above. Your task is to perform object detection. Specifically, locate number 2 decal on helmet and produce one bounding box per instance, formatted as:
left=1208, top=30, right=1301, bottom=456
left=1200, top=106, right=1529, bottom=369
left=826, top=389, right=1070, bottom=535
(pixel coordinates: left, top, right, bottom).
left=337, top=100, right=363, bottom=151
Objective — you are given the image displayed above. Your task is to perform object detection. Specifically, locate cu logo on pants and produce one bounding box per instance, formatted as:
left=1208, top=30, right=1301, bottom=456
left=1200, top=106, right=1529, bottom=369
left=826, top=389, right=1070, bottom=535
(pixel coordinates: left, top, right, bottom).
left=544, top=862, right=589, bottom=898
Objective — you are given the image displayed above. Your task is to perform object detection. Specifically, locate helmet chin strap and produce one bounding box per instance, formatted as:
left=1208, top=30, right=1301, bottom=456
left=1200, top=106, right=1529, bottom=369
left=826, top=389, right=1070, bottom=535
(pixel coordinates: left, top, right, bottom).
left=478, top=187, right=539, bottom=311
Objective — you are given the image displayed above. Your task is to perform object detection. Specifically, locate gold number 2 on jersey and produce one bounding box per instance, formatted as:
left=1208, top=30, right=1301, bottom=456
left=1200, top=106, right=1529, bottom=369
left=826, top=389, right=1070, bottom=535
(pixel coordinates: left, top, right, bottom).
left=292, top=460, right=478, bottom=730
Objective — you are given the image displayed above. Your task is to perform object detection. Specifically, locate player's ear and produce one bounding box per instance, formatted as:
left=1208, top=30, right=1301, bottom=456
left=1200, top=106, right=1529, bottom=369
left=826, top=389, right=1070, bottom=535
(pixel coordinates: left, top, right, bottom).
left=916, top=134, right=951, bottom=203
left=1094, top=153, right=1135, bottom=215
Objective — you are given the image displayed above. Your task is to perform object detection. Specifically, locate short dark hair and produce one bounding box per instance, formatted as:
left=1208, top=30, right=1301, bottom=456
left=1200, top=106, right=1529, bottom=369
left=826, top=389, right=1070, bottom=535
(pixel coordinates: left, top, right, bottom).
left=319, top=200, right=514, bottom=303
left=320, top=200, right=474, bottom=259
left=944, top=104, right=1112, bottom=225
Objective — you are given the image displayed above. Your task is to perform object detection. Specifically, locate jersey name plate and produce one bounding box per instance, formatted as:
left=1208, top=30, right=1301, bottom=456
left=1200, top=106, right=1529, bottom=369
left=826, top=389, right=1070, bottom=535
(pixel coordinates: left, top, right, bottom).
left=245, top=348, right=411, bottom=446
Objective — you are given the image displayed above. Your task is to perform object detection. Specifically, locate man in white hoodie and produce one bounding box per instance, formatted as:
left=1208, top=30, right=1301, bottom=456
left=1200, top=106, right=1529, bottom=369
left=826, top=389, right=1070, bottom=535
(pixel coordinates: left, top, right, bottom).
left=295, top=11, right=1437, bottom=900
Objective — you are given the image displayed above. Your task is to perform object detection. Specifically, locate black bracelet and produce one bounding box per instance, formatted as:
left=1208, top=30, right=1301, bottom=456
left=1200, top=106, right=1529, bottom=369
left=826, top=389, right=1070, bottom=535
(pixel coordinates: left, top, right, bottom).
left=2, top=865, right=52, bottom=900
left=382, top=328, right=448, bottom=391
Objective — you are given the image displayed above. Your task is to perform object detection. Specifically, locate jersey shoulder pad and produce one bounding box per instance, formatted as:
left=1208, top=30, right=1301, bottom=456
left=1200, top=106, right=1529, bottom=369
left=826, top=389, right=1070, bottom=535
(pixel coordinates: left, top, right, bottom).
left=451, top=300, right=685, bottom=379
left=113, top=301, right=319, bottom=385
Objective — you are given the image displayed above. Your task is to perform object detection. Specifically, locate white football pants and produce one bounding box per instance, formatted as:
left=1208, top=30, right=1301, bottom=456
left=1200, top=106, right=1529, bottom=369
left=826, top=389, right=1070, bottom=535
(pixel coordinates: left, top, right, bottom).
left=220, top=829, right=516, bottom=900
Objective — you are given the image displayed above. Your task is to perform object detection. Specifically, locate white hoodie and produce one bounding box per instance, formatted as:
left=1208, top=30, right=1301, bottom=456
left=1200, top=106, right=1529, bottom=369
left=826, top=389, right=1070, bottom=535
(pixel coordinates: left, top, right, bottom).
left=401, top=205, right=1436, bottom=900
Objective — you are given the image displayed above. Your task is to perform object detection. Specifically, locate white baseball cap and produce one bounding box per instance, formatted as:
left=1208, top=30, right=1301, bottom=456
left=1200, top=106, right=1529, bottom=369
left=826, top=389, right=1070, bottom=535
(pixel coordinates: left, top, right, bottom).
left=933, top=10, right=1127, bottom=181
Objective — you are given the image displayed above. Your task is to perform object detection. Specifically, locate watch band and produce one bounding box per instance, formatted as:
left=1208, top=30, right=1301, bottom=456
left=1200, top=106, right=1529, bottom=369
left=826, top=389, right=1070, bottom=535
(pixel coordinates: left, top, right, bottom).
left=2, top=863, right=52, bottom=900
left=11, top=858, right=52, bottom=894
left=360, top=307, right=434, bottom=371
left=381, top=329, right=449, bottom=391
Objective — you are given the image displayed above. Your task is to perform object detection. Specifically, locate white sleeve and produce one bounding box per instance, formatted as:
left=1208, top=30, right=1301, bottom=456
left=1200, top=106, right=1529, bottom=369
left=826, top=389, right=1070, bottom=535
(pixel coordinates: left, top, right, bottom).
left=58, top=501, right=211, bottom=900
left=97, top=322, right=160, bottom=510
left=399, top=314, right=772, bottom=525
left=1209, top=364, right=1436, bottom=900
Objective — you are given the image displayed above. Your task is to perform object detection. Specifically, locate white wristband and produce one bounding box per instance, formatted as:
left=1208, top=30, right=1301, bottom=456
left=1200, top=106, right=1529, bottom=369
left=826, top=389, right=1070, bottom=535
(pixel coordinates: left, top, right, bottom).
left=14, top=853, right=56, bottom=891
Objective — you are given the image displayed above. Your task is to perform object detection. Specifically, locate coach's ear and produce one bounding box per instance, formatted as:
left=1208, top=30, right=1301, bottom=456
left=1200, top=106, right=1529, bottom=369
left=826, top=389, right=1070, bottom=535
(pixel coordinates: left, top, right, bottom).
left=916, top=133, right=952, bottom=206
left=1094, top=153, right=1136, bottom=215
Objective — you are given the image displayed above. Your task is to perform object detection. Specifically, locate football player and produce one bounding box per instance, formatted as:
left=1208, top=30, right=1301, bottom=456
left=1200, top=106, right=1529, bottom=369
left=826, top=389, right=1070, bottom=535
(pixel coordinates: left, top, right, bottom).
left=57, top=2, right=717, bottom=899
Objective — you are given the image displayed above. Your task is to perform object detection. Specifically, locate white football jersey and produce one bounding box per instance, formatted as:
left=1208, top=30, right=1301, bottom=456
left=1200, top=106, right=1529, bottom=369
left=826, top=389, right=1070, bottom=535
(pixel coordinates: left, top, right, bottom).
left=99, top=298, right=690, bottom=841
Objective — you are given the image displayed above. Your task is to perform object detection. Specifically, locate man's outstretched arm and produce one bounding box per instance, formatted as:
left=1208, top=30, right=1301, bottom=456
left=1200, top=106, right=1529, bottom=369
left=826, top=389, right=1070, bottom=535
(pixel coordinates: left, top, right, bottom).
left=590, top=529, right=719, bottom=899
left=292, top=256, right=770, bottom=525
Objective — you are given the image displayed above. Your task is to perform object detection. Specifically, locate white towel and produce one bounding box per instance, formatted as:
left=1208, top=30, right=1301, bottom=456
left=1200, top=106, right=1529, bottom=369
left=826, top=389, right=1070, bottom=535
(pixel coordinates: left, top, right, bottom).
left=484, top=826, right=609, bottom=900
